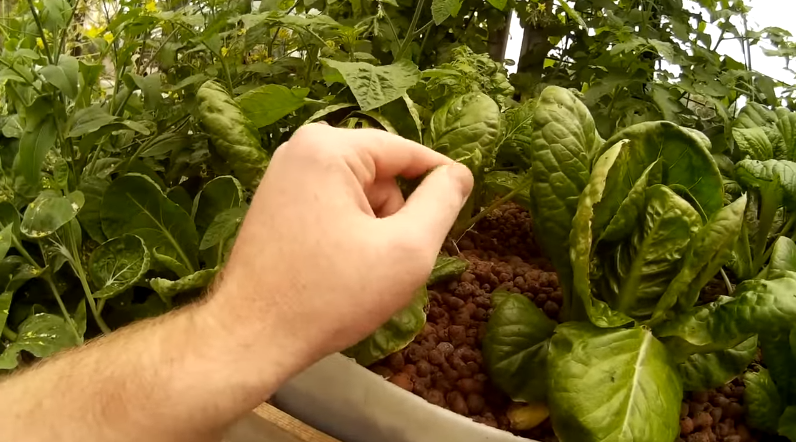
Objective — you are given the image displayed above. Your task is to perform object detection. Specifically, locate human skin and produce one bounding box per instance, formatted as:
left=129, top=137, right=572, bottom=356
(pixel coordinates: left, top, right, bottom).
left=0, top=123, right=474, bottom=442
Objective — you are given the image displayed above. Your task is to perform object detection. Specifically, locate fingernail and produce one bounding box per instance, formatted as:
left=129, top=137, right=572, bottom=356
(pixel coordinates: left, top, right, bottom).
left=446, top=163, right=474, bottom=203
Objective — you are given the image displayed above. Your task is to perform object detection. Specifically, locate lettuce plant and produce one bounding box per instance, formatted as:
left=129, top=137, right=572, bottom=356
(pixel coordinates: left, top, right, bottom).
left=481, top=86, right=796, bottom=442
left=725, top=104, right=796, bottom=279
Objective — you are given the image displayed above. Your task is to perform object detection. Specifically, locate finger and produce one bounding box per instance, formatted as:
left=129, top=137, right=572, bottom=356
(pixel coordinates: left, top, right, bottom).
left=387, top=163, right=474, bottom=246
left=302, top=124, right=453, bottom=181
left=365, top=179, right=405, bottom=218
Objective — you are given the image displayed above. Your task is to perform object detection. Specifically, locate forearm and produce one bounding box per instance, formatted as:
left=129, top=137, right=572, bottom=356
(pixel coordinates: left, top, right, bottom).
left=0, top=291, right=303, bottom=442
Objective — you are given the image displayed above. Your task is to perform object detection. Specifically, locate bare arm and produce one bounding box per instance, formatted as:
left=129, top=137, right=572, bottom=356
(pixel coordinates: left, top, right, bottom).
left=0, top=124, right=473, bottom=442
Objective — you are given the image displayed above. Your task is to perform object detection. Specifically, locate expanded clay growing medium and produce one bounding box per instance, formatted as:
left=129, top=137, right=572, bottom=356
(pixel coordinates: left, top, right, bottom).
left=368, top=203, right=774, bottom=442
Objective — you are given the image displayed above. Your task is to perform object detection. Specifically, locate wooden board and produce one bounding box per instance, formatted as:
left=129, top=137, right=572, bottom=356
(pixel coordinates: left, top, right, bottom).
left=224, top=403, right=343, bottom=442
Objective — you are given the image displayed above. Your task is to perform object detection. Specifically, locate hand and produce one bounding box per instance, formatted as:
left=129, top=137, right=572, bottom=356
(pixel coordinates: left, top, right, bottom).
left=0, top=124, right=473, bottom=442
left=205, top=123, right=474, bottom=375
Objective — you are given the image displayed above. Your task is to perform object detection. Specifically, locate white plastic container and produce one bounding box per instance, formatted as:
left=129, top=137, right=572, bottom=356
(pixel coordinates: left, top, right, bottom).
left=271, top=353, right=534, bottom=442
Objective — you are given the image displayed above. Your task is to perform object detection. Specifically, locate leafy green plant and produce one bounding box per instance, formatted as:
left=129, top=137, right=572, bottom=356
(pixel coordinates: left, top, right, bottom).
left=721, top=104, right=796, bottom=279
left=481, top=87, right=787, bottom=442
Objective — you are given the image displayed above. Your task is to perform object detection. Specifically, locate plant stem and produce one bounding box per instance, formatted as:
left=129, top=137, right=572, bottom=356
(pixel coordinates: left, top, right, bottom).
left=140, top=29, right=177, bottom=74
left=395, top=0, right=426, bottom=60
left=64, top=227, right=112, bottom=335
left=2, top=325, right=17, bottom=341
left=56, top=0, right=78, bottom=60
left=781, top=216, right=795, bottom=239
left=12, top=237, right=38, bottom=268
left=720, top=268, right=734, bottom=295
left=414, top=19, right=434, bottom=37
left=117, top=135, right=159, bottom=175
left=451, top=176, right=533, bottom=240
left=28, top=0, right=53, bottom=64
left=383, top=10, right=398, bottom=39
left=45, top=276, right=82, bottom=341
left=752, top=190, right=778, bottom=272
left=0, top=59, right=43, bottom=93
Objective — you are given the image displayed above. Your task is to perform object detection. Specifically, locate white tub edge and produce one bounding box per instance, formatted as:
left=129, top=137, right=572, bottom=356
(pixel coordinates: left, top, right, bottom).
left=271, top=353, right=534, bottom=442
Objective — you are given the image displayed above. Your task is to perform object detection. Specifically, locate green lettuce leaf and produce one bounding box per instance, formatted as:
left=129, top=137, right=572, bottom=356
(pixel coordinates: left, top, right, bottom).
left=679, top=336, right=757, bottom=392
left=343, top=286, right=428, bottom=366
left=652, top=193, right=746, bottom=318
left=569, top=140, right=634, bottom=327
left=483, top=292, right=557, bottom=403
left=599, top=121, right=724, bottom=217
left=547, top=322, right=682, bottom=442
left=600, top=185, right=701, bottom=320
left=744, top=367, right=784, bottom=433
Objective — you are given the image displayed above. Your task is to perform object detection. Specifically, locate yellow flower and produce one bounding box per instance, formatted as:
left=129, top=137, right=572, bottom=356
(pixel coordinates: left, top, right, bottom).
left=537, top=2, right=546, bottom=11
left=264, top=56, right=273, bottom=64
left=36, top=38, right=44, bottom=49
left=145, top=0, right=158, bottom=12
left=221, top=46, right=229, bottom=57
left=237, top=28, right=247, bottom=36
left=277, top=28, right=290, bottom=40
left=85, top=26, right=104, bottom=39
left=103, top=32, right=114, bottom=43
left=325, top=40, right=336, bottom=49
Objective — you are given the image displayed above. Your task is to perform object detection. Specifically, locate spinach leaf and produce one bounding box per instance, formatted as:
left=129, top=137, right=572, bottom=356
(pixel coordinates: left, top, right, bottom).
left=89, top=235, right=150, bottom=299
left=744, top=367, right=784, bottom=433
left=101, top=174, right=199, bottom=273
left=547, top=322, right=682, bottom=442
left=427, top=256, right=468, bottom=285
left=343, top=286, right=428, bottom=366
left=600, top=121, right=724, bottom=217
left=483, top=292, right=556, bottom=403
left=679, top=336, right=757, bottom=392
left=149, top=268, right=218, bottom=298
left=0, top=313, right=81, bottom=370
left=529, top=86, right=599, bottom=319
left=656, top=276, right=796, bottom=354
left=429, top=92, right=501, bottom=172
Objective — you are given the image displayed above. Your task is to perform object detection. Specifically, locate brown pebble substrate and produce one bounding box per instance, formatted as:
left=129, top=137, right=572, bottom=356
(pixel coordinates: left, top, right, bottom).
left=678, top=378, right=790, bottom=442
left=368, top=202, right=769, bottom=442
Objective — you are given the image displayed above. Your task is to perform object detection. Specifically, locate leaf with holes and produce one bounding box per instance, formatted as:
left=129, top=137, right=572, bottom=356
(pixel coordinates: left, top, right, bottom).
left=89, top=235, right=150, bottom=299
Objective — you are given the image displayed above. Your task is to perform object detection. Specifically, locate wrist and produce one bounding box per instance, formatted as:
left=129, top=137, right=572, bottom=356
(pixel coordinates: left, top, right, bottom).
left=195, top=278, right=316, bottom=398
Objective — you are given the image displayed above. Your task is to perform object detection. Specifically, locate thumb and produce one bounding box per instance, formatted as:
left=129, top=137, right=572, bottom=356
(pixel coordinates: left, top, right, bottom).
left=389, top=163, right=474, bottom=246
